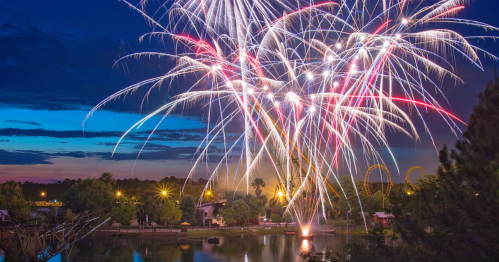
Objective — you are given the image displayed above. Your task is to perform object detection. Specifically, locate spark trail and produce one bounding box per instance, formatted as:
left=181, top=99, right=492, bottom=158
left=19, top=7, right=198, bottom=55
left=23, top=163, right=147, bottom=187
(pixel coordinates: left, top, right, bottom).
left=87, top=0, right=498, bottom=233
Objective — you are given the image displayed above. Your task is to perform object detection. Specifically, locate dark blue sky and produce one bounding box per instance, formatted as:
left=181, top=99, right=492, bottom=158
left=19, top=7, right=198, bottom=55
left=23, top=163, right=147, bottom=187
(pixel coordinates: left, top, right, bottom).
left=1, top=0, right=498, bottom=184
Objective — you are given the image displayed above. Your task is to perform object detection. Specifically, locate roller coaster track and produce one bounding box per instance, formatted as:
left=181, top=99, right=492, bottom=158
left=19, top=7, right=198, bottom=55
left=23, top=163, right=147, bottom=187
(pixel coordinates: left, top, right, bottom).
left=405, top=166, right=425, bottom=190
left=364, top=164, right=393, bottom=197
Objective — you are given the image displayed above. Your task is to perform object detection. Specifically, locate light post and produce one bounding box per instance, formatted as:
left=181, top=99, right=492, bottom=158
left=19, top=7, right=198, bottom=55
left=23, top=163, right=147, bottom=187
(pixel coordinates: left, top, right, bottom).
left=41, top=192, right=46, bottom=202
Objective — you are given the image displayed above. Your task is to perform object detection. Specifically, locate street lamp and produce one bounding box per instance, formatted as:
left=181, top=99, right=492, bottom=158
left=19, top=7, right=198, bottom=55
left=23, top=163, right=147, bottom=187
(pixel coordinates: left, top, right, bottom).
left=277, top=191, right=284, bottom=198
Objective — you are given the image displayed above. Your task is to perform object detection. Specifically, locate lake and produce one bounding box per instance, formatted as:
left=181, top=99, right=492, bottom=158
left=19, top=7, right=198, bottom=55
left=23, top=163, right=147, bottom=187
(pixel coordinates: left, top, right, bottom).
left=1, top=233, right=361, bottom=262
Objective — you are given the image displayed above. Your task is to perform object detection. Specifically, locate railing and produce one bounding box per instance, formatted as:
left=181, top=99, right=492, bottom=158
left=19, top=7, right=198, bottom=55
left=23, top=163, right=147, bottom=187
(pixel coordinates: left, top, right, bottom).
left=95, top=222, right=298, bottom=234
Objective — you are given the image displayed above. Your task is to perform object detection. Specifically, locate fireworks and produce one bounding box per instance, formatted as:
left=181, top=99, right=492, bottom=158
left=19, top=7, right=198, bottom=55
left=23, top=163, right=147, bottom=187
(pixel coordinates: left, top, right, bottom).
left=87, top=0, right=497, bottom=232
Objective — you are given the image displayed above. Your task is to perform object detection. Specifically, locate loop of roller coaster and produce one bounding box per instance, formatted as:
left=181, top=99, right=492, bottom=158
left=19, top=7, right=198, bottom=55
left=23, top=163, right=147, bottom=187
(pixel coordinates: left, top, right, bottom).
left=363, top=164, right=393, bottom=197
left=405, top=166, right=425, bottom=190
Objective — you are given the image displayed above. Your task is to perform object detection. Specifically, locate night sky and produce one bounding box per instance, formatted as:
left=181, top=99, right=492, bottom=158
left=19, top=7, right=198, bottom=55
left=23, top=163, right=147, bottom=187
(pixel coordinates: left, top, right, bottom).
left=1, top=0, right=498, bottom=184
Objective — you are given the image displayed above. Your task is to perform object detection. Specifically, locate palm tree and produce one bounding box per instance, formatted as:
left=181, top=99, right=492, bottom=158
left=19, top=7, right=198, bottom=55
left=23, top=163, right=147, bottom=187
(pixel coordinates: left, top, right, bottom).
left=251, top=178, right=266, bottom=198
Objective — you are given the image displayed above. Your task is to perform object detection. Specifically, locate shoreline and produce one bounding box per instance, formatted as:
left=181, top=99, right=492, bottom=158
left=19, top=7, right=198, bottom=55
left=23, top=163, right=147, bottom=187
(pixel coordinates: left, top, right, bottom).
left=92, top=226, right=373, bottom=238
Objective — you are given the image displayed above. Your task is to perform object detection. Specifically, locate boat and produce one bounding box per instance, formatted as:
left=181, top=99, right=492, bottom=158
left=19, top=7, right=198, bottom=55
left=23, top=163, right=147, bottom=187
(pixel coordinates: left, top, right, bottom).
left=207, top=236, right=220, bottom=244
left=283, top=230, right=296, bottom=235
left=321, top=229, right=336, bottom=234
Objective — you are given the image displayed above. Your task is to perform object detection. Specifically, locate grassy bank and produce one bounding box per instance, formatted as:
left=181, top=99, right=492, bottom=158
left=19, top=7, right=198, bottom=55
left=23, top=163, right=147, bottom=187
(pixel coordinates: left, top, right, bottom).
left=186, top=227, right=299, bottom=237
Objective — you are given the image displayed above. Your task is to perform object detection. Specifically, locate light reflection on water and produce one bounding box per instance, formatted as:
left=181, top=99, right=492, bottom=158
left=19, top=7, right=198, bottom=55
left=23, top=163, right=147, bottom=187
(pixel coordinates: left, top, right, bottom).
left=1, top=234, right=361, bottom=262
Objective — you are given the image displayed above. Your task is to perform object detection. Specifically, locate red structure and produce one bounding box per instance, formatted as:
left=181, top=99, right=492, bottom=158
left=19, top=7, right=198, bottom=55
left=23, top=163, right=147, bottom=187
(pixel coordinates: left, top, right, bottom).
left=373, top=212, right=393, bottom=227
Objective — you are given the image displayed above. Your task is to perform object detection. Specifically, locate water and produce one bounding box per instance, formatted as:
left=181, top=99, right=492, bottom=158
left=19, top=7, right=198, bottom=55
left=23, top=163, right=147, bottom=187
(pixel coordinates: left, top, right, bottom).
left=1, top=233, right=361, bottom=261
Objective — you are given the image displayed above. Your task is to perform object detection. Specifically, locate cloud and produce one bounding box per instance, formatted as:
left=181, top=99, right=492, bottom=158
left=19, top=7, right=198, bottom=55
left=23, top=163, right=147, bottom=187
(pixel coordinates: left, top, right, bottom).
left=0, top=150, right=52, bottom=165
left=4, top=120, right=41, bottom=126
left=0, top=128, right=122, bottom=138
left=0, top=144, right=226, bottom=165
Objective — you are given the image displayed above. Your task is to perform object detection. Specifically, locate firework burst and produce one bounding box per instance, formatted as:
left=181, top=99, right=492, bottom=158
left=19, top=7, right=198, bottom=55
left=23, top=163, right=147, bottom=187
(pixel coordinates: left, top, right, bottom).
left=87, top=0, right=498, bottom=232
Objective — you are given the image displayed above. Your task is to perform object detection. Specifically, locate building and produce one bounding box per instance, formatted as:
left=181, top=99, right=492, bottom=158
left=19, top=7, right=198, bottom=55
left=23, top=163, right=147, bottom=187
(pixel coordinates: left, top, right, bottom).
left=373, top=212, right=394, bottom=227
left=0, top=210, right=8, bottom=221
left=196, top=199, right=227, bottom=227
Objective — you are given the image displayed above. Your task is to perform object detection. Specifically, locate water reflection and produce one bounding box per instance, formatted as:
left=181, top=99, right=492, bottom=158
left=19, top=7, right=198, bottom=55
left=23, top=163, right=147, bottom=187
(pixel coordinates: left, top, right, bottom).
left=1, top=234, right=360, bottom=261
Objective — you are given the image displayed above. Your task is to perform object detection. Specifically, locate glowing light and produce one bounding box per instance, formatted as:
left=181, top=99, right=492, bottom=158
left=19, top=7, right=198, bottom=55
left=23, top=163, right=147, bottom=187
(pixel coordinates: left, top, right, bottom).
left=302, top=226, right=310, bottom=236
left=41, top=192, right=46, bottom=197
left=162, top=190, right=167, bottom=196
left=301, top=239, right=310, bottom=252
left=306, top=72, right=314, bottom=80
left=90, top=0, right=496, bottom=237
left=277, top=191, right=283, bottom=197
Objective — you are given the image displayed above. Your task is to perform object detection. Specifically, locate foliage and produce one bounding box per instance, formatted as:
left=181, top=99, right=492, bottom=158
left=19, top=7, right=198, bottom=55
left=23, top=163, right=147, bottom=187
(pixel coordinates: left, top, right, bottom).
left=160, top=199, right=182, bottom=226
left=1, top=181, right=31, bottom=222
left=251, top=178, right=266, bottom=198
left=98, top=172, right=116, bottom=187
left=258, top=194, right=268, bottom=207
left=246, top=196, right=265, bottom=219
left=232, top=199, right=250, bottom=223
left=112, top=197, right=136, bottom=226
left=335, top=176, right=368, bottom=222
left=179, top=194, right=197, bottom=224
left=64, top=209, right=76, bottom=223
left=63, top=177, right=114, bottom=216
left=138, top=194, right=162, bottom=224
left=270, top=213, right=282, bottom=223
left=217, top=206, right=236, bottom=227
left=389, top=74, right=499, bottom=261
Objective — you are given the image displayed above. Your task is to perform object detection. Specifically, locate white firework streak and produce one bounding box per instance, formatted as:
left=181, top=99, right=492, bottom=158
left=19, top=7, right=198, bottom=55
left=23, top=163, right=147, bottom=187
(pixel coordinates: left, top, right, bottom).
left=86, top=0, right=498, bottom=233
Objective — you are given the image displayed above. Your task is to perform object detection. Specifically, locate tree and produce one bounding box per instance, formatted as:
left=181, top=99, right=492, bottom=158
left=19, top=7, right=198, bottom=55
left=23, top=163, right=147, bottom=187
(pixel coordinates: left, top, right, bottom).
left=112, top=197, right=136, bottom=226
left=232, top=199, right=250, bottom=224
left=270, top=214, right=282, bottom=224
left=64, top=209, right=76, bottom=224
left=247, top=197, right=265, bottom=219
left=179, top=195, right=197, bottom=225
left=99, top=172, right=116, bottom=187
left=63, top=178, right=114, bottom=217
left=251, top=178, right=266, bottom=198
left=160, top=199, right=182, bottom=226
left=217, top=206, right=236, bottom=227
left=138, top=194, right=161, bottom=224
left=1, top=181, right=31, bottom=222
left=336, top=176, right=368, bottom=222
left=391, top=74, right=499, bottom=261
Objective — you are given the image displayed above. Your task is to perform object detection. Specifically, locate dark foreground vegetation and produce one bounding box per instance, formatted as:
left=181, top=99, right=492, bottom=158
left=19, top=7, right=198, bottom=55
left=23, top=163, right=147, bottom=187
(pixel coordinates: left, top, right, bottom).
left=303, top=73, right=499, bottom=262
